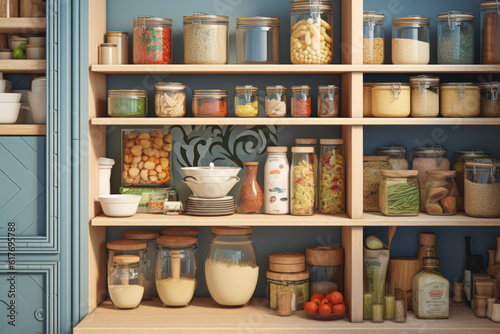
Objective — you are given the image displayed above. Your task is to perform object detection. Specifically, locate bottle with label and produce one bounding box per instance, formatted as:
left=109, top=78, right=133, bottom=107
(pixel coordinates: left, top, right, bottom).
left=264, top=146, right=289, bottom=214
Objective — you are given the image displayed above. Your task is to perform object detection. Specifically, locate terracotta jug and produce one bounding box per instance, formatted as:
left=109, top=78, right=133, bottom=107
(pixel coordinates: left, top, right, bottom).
left=238, top=162, right=263, bottom=213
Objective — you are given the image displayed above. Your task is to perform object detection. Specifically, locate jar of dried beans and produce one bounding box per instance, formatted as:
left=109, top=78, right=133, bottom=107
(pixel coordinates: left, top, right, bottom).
left=480, top=82, right=500, bottom=117
left=234, top=85, right=259, bottom=117
left=265, top=85, right=286, bottom=117
left=317, top=85, right=340, bottom=117
left=481, top=1, right=500, bottom=64
left=291, top=147, right=315, bottom=215
left=133, top=16, right=172, bottom=64
left=192, top=89, right=228, bottom=117
left=291, top=85, right=311, bottom=117
left=363, top=11, right=385, bottom=64
left=155, top=82, right=186, bottom=117
left=409, top=75, right=440, bottom=117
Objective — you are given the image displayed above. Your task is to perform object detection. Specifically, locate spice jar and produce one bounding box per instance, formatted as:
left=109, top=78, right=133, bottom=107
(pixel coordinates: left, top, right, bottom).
left=377, top=145, right=409, bottom=170
left=108, top=90, right=147, bottom=117
left=480, top=82, right=500, bottom=117
left=205, top=227, right=259, bottom=307
left=290, top=0, right=333, bottom=64
left=155, top=82, right=186, bottom=117
left=184, top=13, right=229, bottom=64
left=236, top=17, right=279, bottom=64
left=371, top=83, right=411, bottom=117
left=291, top=147, right=315, bottom=215
left=363, top=11, right=385, bottom=64
left=264, top=146, right=289, bottom=214
left=123, top=230, right=160, bottom=300
left=394, top=288, right=407, bottom=323
left=475, top=295, right=489, bottom=317
left=291, top=85, right=311, bottom=117
left=379, top=170, right=420, bottom=216
left=488, top=297, right=497, bottom=318
left=438, top=12, right=475, bottom=64
left=440, top=83, right=481, bottom=117
left=481, top=1, right=500, bottom=64
left=265, top=85, right=286, bottom=117
left=319, top=139, right=344, bottom=214
left=317, top=85, right=340, bottom=117
left=453, top=281, right=465, bottom=303
left=133, top=16, right=172, bottom=64
left=155, top=235, right=197, bottom=307
left=192, top=89, right=228, bottom=117
left=363, top=83, right=373, bottom=117
left=363, top=156, right=392, bottom=212
left=409, top=75, right=440, bottom=117
left=464, top=159, right=500, bottom=218
left=417, top=233, right=438, bottom=267
left=425, top=170, right=458, bottom=215
left=296, top=138, right=318, bottom=210
left=234, top=85, right=259, bottom=117
left=108, top=255, right=145, bottom=309
left=106, top=240, right=147, bottom=294
left=107, top=31, right=128, bottom=64
left=306, top=245, right=343, bottom=296
left=99, top=43, right=118, bottom=65
left=384, top=283, right=396, bottom=320
left=161, top=227, right=199, bottom=237
left=363, top=281, right=373, bottom=320
left=392, top=16, right=430, bottom=65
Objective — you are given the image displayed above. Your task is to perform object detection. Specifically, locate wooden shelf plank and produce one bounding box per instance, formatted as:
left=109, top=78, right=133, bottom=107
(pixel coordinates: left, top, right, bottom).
left=0, top=59, right=46, bottom=73
left=0, top=124, right=45, bottom=135
left=0, top=18, right=46, bottom=34
left=74, top=298, right=500, bottom=334
left=361, top=212, right=500, bottom=226
left=360, top=64, right=500, bottom=73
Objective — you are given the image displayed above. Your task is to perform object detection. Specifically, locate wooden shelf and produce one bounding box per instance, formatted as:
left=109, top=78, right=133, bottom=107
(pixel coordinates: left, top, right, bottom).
left=361, top=212, right=500, bottom=226
left=0, top=124, right=45, bottom=135
left=0, top=59, right=45, bottom=73
left=0, top=17, right=46, bottom=34
left=360, top=64, right=500, bottom=73
left=74, top=298, right=500, bottom=334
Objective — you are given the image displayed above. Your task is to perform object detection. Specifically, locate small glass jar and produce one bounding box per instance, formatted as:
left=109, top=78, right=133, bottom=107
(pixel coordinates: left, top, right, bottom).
left=425, top=170, right=458, bottom=215
left=410, top=75, right=440, bottom=117
left=107, top=31, right=128, bottom=64
left=155, top=235, right=198, bottom=307
left=183, top=13, right=229, bottom=64
left=106, top=240, right=147, bottom=291
left=475, top=295, right=489, bottom=317
left=317, top=85, right=340, bottom=117
left=161, top=227, right=200, bottom=237
left=372, top=83, right=411, bottom=117
left=108, top=255, right=145, bottom=309
left=99, top=43, right=118, bottom=65
left=480, top=82, right=500, bottom=117
left=234, top=85, right=259, bottom=117
left=296, top=138, right=318, bottom=210
left=440, top=83, right=481, bottom=117
left=364, top=156, right=392, bottom=212
left=155, top=82, right=186, bottom=117
left=363, top=11, right=385, bottom=64
left=394, top=288, right=407, bottom=323
left=107, top=90, right=147, bottom=117
left=306, top=245, right=344, bottom=296
left=319, top=139, right=345, bottom=214
left=192, top=89, right=228, bottom=117
left=265, top=85, right=286, bottom=117
left=290, top=0, right=333, bottom=64
left=481, top=1, right=500, bottom=64
left=264, top=146, right=289, bottom=214
left=133, top=16, right=172, bottom=64
left=290, top=85, right=311, bottom=117
left=236, top=17, right=280, bottom=64
left=377, top=145, right=409, bottom=170
left=384, top=283, right=396, bottom=320
left=147, top=192, right=168, bottom=213
left=464, top=159, right=500, bottom=218
left=205, top=226, right=259, bottom=307
left=363, top=281, right=373, bottom=320
left=363, top=83, right=373, bottom=117
left=290, top=146, right=315, bottom=215
left=379, top=170, right=420, bottom=216
left=392, top=16, right=430, bottom=65
left=267, top=271, right=309, bottom=312
left=438, top=11, right=474, bottom=64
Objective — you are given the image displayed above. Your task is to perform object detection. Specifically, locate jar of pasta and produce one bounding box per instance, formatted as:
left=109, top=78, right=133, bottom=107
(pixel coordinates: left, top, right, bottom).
left=392, top=16, right=430, bottom=64
left=372, top=83, right=411, bottom=117
left=363, top=11, right=385, bottom=64
left=265, top=85, right=286, bottom=117
left=296, top=138, right=318, bottom=210
left=319, top=139, right=344, bottom=214
left=291, top=146, right=315, bottom=215
left=409, top=75, right=440, bottom=117
left=192, top=90, right=228, bottom=117
left=379, top=170, right=420, bottom=216
left=438, top=11, right=474, bottom=64
left=317, top=85, right=340, bottom=117
left=363, top=83, right=373, bottom=117
left=291, top=85, right=311, bottom=117
left=481, top=1, right=500, bottom=64
left=155, top=82, right=186, bottom=117
left=363, top=156, right=392, bottom=212
left=440, top=83, right=480, bottom=117
left=377, top=145, right=409, bottom=170
left=133, top=16, right=172, bottom=64
left=235, top=85, right=259, bottom=117
left=480, top=82, right=500, bottom=117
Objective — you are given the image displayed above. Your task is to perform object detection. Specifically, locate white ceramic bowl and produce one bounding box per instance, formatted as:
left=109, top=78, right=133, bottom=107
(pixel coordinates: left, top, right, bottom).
left=182, top=163, right=241, bottom=180
left=26, top=44, right=46, bottom=60
left=27, top=92, right=46, bottom=124
left=31, top=77, right=46, bottom=92
left=98, top=195, right=141, bottom=217
left=0, top=93, right=22, bottom=103
left=0, top=103, right=21, bottom=123
left=183, top=176, right=240, bottom=198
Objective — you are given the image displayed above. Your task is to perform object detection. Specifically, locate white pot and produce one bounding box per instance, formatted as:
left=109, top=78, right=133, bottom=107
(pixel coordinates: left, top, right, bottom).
left=27, top=92, right=46, bottom=124
left=0, top=102, right=21, bottom=123
left=31, top=77, right=47, bottom=93
left=181, top=162, right=241, bottom=180
left=0, top=93, right=22, bottom=103
left=183, top=176, right=240, bottom=198
left=98, top=195, right=141, bottom=217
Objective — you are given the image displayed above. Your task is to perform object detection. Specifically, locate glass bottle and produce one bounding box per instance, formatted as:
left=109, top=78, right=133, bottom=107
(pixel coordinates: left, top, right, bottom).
left=392, top=16, right=430, bottom=64
left=237, top=162, right=263, bottom=214
left=290, top=85, right=311, bottom=117
left=290, top=146, right=315, bottom=215
left=319, top=139, right=345, bottom=214
left=133, top=16, right=172, bottom=64
left=265, top=85, right=287, bottom=117
left=234, top=85, right=259, bottom=117
left=425, top=170, right=459, bottom=215
left=394, top=288, right=407, bottom=323
left=409, top=75, right=440, bottom=117
left=363, top=11, right=385, bottom=64
left=264, top=146, right=289, bottom=214
left=417, top=232, right=438, bottom=269
left=317, top=85, right=340, bottom=117
left=437, top=11, right=474, bottom=64
left=384, top=282, right=395, bottom=320
left=108, top=255, right=145, bottom=309
left=481, top=1, right=500, bottom=64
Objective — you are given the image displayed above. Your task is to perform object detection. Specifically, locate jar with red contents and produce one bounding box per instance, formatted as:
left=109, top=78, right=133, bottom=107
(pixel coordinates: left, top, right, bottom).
left=133, top=16, right=172, bottom=64
left=291, top=85, right=311, bottom=117
left=192, top=89, right=228, bottom=117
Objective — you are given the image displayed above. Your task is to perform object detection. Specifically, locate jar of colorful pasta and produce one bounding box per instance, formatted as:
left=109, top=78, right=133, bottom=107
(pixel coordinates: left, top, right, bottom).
left=291, top=146, right=315, bottom=215
left=296, top=138, right=318, bottom=210
left=133, top=16, right=172, bottom=64
left=319, top=139, right=344, bottom=214
left=291, top=85, right=311, bottom=117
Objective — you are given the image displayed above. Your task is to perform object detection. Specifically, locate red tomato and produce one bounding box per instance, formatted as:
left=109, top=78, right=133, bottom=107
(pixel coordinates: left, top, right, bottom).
left=304, top=301, right=319, bottom=314
left=329, top=291, right=344, bottom=305
left=318, top=303, right=332, bottom=316
left=310, top=293, right=325, bottom=301
left=332, top=303, right=346, bottom=316
left=310, top=298, right=321, bottom=307
left=325, top=293, right=332, bottom=302
left=320, top=298, right=330, bottom=305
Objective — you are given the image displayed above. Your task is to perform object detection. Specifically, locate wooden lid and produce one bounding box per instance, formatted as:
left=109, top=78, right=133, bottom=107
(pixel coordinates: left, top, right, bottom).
left=475, top=295, right=489, bottom=300
left=363, top=155, right=390, bottom=162
left=291, top=146, right=314, bottom=153
left=161, top=227, right=200, bottom=236
left=269, top=252, right=305, bottom=264
left=211, top=226, right=253, bottom=235
left=269, top=262, right=306, bottom=273
left=295, top=138, right=317, bottom=145
left=320, top=139, right=344, bottom=145
left=306, top=245, right=344, bottom=266
left=380, top=170, right=418, bottom=177
left=107, top=239, right=147, bottom=250
left=123, top=230, right=160, bottom=240
left=390, top=257, right=420, bottom=263
left=419, top=233, right=436, bottom=246
left=113, top=255, right=140, bottom=264
left=156, top=235, right=197, bottom=246
left=244, top=162, right=259, bottom=166
left=427, top=170, right=457, bottom=177
left=266, top=270, right=310, bottom=281
left=267, top=146, right=288, bottom=153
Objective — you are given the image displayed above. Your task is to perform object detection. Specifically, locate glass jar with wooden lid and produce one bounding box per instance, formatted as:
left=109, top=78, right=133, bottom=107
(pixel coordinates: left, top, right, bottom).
left=379, top=170, right=420, bottom=216
left=392, top=16, right=430, bottom=64
left=371, top=83, right=411, bottom=117
left=409, top=75, right=440, bottom=117
left=319, top=139, right=344, bottom=214
left=437, top=11, right=474, bottom=64
left=108, top=255, right=145, bottom=309
left=425, top=170, right=459, bottom=216
left=363, top=156, right=392, bottom=212
left=306, top=245, right=344, bottom=296
left=296, top=138, right=318, bottom=210
left=107, top=31, right=128, bottom=64
left=106, top=239, right=147, bottom=286
left=440, top=83, right=480, bottom=117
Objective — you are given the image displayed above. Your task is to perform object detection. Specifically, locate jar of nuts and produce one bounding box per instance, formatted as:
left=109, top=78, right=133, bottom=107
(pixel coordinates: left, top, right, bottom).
left=122, top=129, right=173, bottom=187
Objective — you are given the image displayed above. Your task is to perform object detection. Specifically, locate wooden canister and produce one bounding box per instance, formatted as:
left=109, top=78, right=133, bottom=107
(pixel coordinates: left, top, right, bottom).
left=0, top=0, right=19, bottom=17
left=269, top=252, right=305, bottom=273
left=388, top=257, right=420, bottom=310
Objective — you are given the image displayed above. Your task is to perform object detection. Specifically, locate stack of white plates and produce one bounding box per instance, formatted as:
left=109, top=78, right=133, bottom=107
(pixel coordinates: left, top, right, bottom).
left=185, top=196, right=235, bottom=216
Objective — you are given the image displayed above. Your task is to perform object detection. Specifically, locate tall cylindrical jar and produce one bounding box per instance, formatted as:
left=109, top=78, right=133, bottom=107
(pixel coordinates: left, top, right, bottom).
left=481, top=1, right=500, bottom=64
left=377, top=145, right=409, bottom=170
left=480, top=82, right=500, bottom=117
left=265, top=85, right=286, bottom=117
left=99, top=43, right=118, bottom=65
left=107, top=31, right=129, bottom=64
left=290, top=146, right=315, bottom=216
left=464, top=159, right=500, bottom=218
left=306, top=245, right=344, bottom=296
left=438, top=11, right=474, bottom=64
left=133, top=16, right=172, bottom=64
left=184, top=13, right=229, bottom=64
left=363, top=11, right=384, bottom=64
left=363, top=156, right=392, bottom=212
left=264, top=146, right=289, bottom=214
left=290, top=0, right=333, bottom=64
left=392, top=16, right=430, bottom=65
left=234, top=85, right=259, bottom=117
left=155, top=82, right=186, bottom=117
left=372, top=82, right=411, bottom=117
left=319, top=139, right=344, bottom=214
left=290, top=85, right=311, bottom=117
left=440, top=83, right=481, bottom=117
left=296, top=138, right=318, bottom=210
left=236, top=17, right=279, bottom=64
left=317, top=85, right=340, bottom=117
left=108, top=255, right=145, bottom=309
left=409, top=75, right=440, bottom=117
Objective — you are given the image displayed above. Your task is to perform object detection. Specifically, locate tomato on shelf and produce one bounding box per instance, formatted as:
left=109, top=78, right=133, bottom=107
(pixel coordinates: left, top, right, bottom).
left=304, top=301, right=319, bottom=315
left=329, top=291, right=344, bottom=305
left=319, top=303, right=332, bottom=316
left=302, top=290, right=346, bottom=320
left=310, top=292, right=324, bottom=301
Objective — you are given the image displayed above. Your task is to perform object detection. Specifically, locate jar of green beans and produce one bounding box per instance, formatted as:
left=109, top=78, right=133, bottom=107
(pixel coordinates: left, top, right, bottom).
left=379, top=170, right=420, bottom=216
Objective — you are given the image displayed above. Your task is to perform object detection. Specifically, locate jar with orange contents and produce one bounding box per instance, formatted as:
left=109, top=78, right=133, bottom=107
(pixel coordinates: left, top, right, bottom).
left=192, top=90, right=228, bottom=117
left=133, top=16, right=172, bottom=64
left=291, top=85, right=311, bottom=117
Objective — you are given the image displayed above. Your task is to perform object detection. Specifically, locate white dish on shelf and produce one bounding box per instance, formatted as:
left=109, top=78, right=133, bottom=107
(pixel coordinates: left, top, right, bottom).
left=183, top=176, right=239, bottom=198
left=181, top=162, right=241, bottom=181
left=98, top=194, right=141, bottom=217
left=0, top=93, right=22, bottom=103
left=0, top=102, right=21, bottom=123
left=27, top=91, right=46, bottom=124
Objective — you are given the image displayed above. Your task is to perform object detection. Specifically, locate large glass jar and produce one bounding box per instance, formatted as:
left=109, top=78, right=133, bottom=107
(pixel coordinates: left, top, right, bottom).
left=438, top=11, right=475, bottom=64
left=464, top=159, right=500, bottom=218
left=290, top=0, right=333, bottom=64
left=409, top=75, right=440, bottom=117
left=440, top=83, right=481, bottom=117
left=108, top=255, right=145, bottom=309
left=363, top=83, right=373, bottom=117
left=481, top=1, right=500, bottom=64
left=265, top=85, right=286, bottom=117
left=234, top=85, right=259, bottom=117
left=133, top=16, right=172, bottom=64
left=377, top=145, right=409, bottom=170
left=372, top=83, right=411, bottom=117
left=106, top=240, right=147, bottom=291
left=317, top=85, right=340, bottom=117
left=155, top=235, right=197, bottom=307
left=296, top=138, right=318, bottom=210
left=291, top=146, right=315, bottom=215
left=205, top=226, right=259, bottom=307
left=425, top=170, right=458, bottom=215
left=392, top=16, right=430, bottom=65
left=192, top=89, right=228, bottom=117
left=319, top=139, right=344, bottom=214
left=306, top=245, right=344, bottom=296
left=155, top=82, right=186, bottom=117
left=291, top=85, right=311, bottom=117
left=108, top=90, right=147, bottom=117
left=363, top=156, right=392, bottom=212
left=480, top=82, right=500, bottom=117
left=183, top=13, right=229, bottom=64
left=236, top=17, right=280, bottom=64
left=264, top=146, right=289, bottom=214
left=363, top=11, right=385, bottom=65
left=379, top=170, right=420, bottom=216
left=123, top=230, right=159, bottom=300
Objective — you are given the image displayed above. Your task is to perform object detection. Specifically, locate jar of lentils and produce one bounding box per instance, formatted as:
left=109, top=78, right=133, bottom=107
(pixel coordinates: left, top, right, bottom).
left=133, top=16, right=172, bottom=64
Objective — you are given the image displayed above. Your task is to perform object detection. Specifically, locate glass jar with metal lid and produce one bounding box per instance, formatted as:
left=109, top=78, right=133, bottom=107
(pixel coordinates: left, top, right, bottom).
left=107, top=90, right=147, bottom=117
left=319, top=139, right=344, bottom=214
left=290, top=0, right=334, bottom=64
left=363, top=83, right=374, bottom=117
left=438, top=11, right=474, bottom=64
left=183, top=13, right=229, bottom=64
left=363, top=11, right=385, bottom=64
left=480, top=82, right=500, bottom=116
left=235, top=85, right=259, bottom=117
left=265, top=85, right=286, bottom=117
left=291, top=85, right=311, bottom=117
left=481, top=1, right=500, bottom=64
left=296, top=138, right=318, bottom=210
left=133, top=16, right=172, bottom=64
left=306, top=245, right=344, bottom=295
left=108, top=255, right=145, bottom=309
left=236, top=17, right=279, bottom=64
left=410, top=75, right=440, bottom=117
left=372, top=83, right=411, bottom=117
left=379, top=170, right=420, bottom=216
left=425, top=170, right=459, bottom=216
left=192, top=89, right=228, bottom=117
left=107, top=31, right=128, bottom=64
left=363, top=156, right=392, bottom=212
left=155, top=82, right=186, bottom=117
left=464, top=159, right=500, bottom=217
left=317, top=85, right=340, bottom=117
left=392, top=16, right=430, bottom=64
left=377, top=145, right=409, bottom=170
left=440, top=83, right=480, bottom=117
left=291, top=146, right=316, bottom=215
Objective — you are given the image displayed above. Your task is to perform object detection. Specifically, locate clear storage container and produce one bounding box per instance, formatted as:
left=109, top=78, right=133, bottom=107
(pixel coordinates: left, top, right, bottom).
left=108, top=90, right=147, bottom=117
left=108, top=255, right=145, bottom=309
left=363, top=156, right=392, bottom=212
left=440, top=83, right=481, bottom=117
left=296, top=138, right=318, bottom=210
left=234, top=85, right=259, bottom=117
left=184, top=13, right=229, bottom=64
left=392, top=16, right=430, bottom=65
left=290, top=0, right=333, bottom=64
left=372, top=83, right=411, bottom=117
left=363, top=11, right=385, bottom=64
left=481, top=1, right=500, bottom=64
left=291, top=146, right=315, bottom=215
left=133, top=16, right=172, bottom=64
left=425, top=170, right=458, bottom=215
left=377, top=145, right=409, bottom=170
left=236, top=17, right=279, bottom=64
left=319, top=139, right=344, bottom=214
left=438, top=11, right=474, bottom=64
left=464, top=159, right=500, bottom=218
left=155, top=82, right=186, bottom=117
left=265, top=85, right=286, bottom=117
left=291, top=85, right=311, bottom=117
left=317, top=85, right=340, bottom=117
left=480, top=82, right=500, bottom=117
left=192, top=89, right=228, bottom=117
left=99, top=43, right=118, bottom=65
left=379, top=170, right=420, bottom=216
left=264, top=146, right=289, bottom=214
left=306, top=245, right=344, bottom=296
left=107, top=31, right=128, bottom=64
left=410, top=75, right=440, bottom=117
left=363, top=83, right=373, bottom=117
